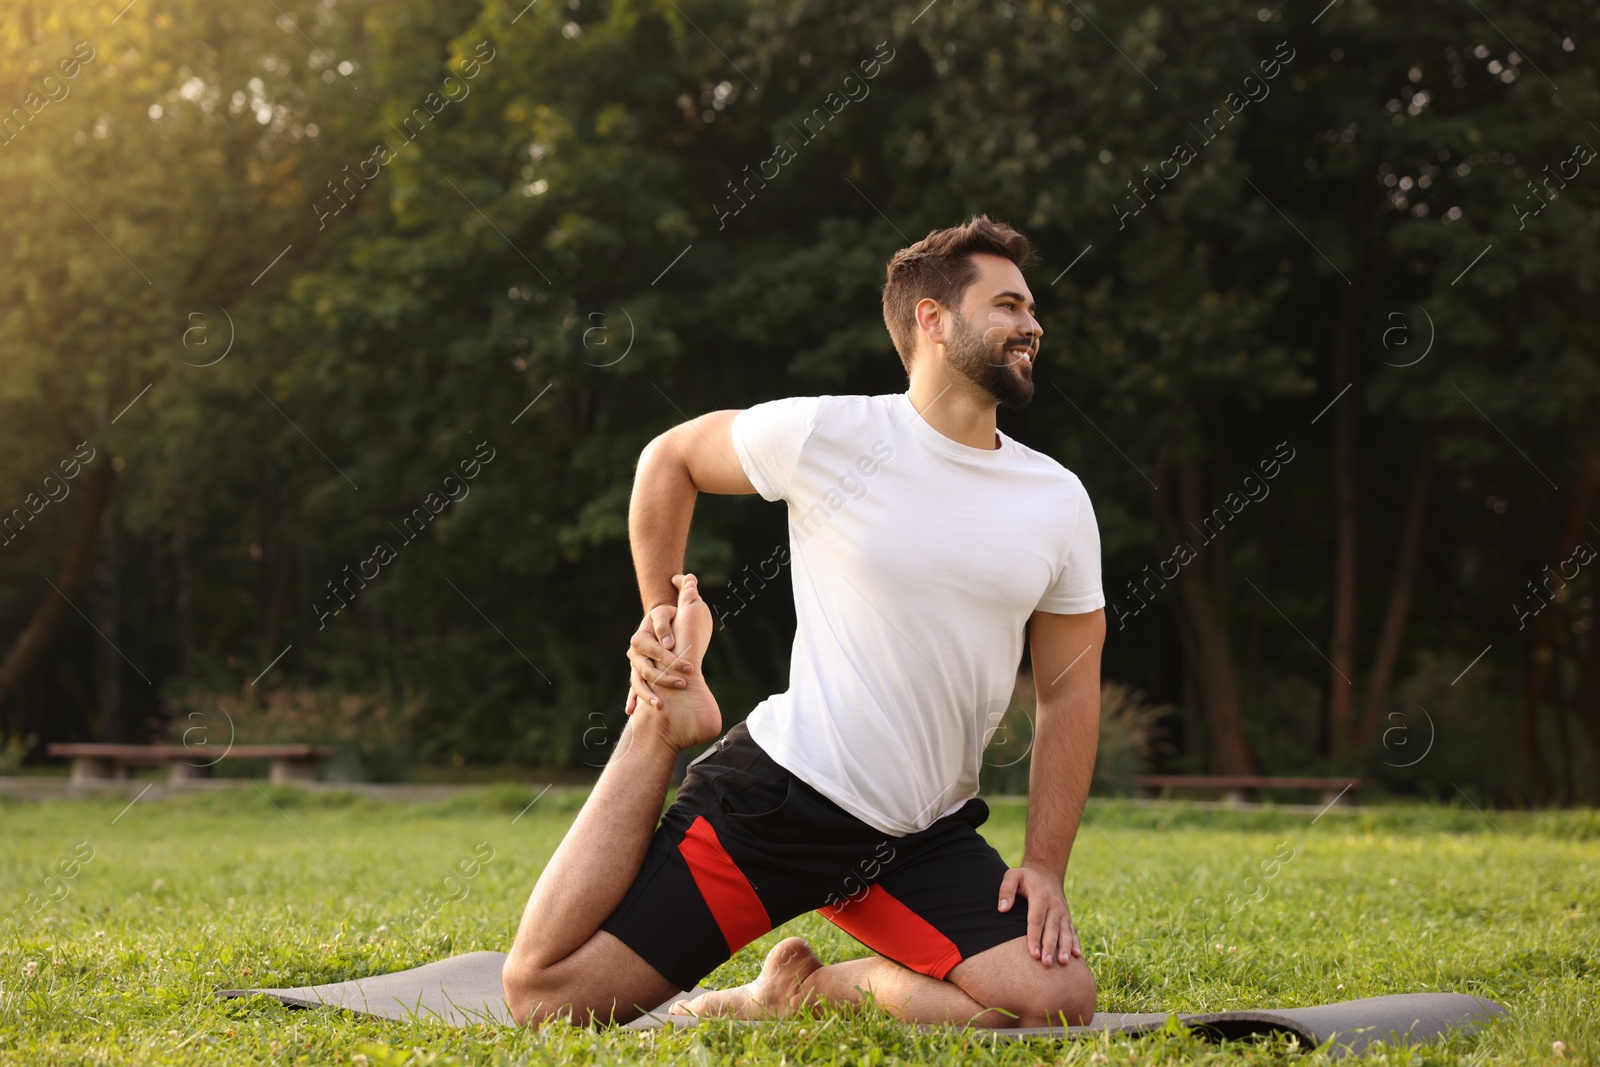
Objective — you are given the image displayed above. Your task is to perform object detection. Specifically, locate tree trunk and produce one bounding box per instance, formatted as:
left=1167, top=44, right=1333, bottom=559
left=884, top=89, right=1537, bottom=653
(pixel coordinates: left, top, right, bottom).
left=1327, top=354, right=1361, bottom=753
left=174, top=528, right=195, bottom=675
left=1244, top=508, right=1274, bottom=712
left=91, top=493, right=123, bottom=740
left=0, top=466, right=115, bottom=713
left=263, top=552, right=291, bottom=662
left=1353, top=427, right=1437, bottom=750
left=1324, top=183, right=1385, bottom=758
left=1573, top=593, right=1600, bottom=805
left=1510, top=452, right=1600, bottom=804
left=296, top=542, right=312, bottom=649
left=256, top=455, right=278, bottom=658
left=1150, top=439, right=1256, bottom=774
left=1553, top=676, right=1575, bottom=807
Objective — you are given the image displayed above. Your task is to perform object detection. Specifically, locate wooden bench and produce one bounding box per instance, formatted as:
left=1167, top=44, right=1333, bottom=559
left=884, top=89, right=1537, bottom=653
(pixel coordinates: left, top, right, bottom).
left=1133, top=774, right=1376, bottom=806
left=47, top=743, right=340, bottom=784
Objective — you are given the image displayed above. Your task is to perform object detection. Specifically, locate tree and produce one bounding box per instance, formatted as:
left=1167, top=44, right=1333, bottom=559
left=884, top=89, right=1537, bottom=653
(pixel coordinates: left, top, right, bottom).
left=0, top=0, right=381, bottom=736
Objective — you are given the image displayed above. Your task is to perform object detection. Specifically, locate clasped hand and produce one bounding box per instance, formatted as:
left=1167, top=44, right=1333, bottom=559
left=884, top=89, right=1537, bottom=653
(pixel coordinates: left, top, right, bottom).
left=624, top=579, right=695, bottom=714
left=999, top=865, right=1082, bottom=967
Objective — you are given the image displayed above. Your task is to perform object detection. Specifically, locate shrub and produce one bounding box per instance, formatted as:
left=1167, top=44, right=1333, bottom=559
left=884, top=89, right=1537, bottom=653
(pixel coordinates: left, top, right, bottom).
left=164, top=686, right=426, bottom=782
left=980, top=673, right=1170, bottom=797
left=0, top=733, right=36, bottom=774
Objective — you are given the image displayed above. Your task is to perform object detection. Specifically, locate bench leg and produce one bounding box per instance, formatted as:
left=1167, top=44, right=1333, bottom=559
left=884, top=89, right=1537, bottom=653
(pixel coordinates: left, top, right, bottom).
left=269, top=759, right=317, bottom=784
left=70, top=757, right=115, bottom=782
left=168, top=760, right=213, bottom=783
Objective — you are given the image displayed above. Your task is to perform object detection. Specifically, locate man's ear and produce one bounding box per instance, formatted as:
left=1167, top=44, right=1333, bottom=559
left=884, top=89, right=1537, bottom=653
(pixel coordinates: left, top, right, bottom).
left=915, top=297, right=947, bottom=347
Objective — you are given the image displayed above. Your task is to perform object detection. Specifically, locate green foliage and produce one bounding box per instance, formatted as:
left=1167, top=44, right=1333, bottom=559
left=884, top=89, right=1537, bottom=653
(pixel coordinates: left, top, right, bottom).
left=0, top=733, right=34, bottom=774
left=1, top=0, right=1598, bottom=804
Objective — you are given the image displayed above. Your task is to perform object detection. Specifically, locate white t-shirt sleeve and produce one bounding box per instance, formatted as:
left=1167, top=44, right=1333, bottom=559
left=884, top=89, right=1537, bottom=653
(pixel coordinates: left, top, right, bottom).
left=1036, top=479, right=1106, bottom=614
left=730, top=396, right=823, bottom=503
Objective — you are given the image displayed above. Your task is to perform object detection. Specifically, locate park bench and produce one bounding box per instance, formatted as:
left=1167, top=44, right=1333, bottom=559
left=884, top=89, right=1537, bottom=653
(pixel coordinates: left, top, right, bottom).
left=1133, top=774, right=1376, bottom=806
left=46, top=743, right=340, bottom=784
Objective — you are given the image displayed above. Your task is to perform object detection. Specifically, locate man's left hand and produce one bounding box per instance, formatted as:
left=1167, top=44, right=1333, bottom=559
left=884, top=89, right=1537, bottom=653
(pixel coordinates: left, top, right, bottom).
left=998, top=865, right=1082, bottom=967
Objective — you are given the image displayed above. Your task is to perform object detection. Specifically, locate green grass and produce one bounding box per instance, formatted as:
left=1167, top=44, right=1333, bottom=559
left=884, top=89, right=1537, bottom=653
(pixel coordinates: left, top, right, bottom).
left=1, top=788, right=1595, bottom=1065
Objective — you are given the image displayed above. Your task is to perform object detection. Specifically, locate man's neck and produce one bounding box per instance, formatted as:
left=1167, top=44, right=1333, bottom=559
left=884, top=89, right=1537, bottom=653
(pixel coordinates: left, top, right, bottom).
left=905, top=372, right=1000, bottom=451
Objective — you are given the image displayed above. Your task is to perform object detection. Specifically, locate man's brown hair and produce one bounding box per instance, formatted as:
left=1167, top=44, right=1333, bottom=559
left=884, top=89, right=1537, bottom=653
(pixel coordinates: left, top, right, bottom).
left=880, top=215, right=1036, bottom=372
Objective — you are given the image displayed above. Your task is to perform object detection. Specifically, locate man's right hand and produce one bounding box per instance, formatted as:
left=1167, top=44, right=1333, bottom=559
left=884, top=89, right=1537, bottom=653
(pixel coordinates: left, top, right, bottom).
left=626, top=587, right=694, bottom=713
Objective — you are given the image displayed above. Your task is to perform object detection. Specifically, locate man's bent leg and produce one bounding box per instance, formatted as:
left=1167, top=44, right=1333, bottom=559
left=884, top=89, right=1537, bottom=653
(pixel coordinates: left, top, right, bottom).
left=502, top=575, right=722, bottom=1025
left=676, top=934, right=1092, bottom=1028
left=674, top=936, right=1002, bottom=1026
left=820, top=936, right=1093, bottom=1027
left=501, top=715, right=684, bottom=1025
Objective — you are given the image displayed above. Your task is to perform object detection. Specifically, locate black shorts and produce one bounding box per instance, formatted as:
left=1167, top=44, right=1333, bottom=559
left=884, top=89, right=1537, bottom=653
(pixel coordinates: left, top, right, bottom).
left=599, top=722, right=1030, bottom=992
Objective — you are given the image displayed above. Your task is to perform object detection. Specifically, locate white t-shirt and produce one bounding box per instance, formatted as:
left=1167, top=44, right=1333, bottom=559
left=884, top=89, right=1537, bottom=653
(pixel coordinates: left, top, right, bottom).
left=729, top=392, right=1104, bottom=837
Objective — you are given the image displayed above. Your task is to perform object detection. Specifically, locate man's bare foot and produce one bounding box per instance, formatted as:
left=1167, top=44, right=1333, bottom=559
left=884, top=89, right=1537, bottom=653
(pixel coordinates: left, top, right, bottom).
left=630, top=574, right=721, bottom=752
left=670, top=937, right=822, bottom=1020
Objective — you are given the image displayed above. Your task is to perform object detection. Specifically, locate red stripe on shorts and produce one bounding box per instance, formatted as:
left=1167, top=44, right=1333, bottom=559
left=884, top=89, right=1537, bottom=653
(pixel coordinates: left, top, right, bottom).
left=820, top=884, right=964, bottom=979
left=677, top=816, right=772, bottom=954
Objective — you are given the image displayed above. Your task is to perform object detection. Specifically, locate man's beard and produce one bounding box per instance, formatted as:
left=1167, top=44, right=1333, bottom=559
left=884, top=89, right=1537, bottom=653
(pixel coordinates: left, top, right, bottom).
left=944, top=308, right=1034, bottom=409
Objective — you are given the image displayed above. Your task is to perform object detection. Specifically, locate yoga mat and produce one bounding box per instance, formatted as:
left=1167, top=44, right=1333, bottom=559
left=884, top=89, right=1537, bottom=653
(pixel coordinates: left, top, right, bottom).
left=216, top=951, right=1506, bottom=1056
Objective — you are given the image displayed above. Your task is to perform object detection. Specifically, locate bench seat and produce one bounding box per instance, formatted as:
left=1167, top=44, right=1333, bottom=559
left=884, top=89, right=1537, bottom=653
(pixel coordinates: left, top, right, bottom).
left=46, top=743, right=339, bottom=783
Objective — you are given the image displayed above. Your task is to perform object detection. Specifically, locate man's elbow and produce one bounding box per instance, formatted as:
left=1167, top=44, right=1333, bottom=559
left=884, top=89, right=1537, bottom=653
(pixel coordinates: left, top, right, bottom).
left=1034, top=688, right=1100, bottom=716
left=637, top=428, right=684, bottom=477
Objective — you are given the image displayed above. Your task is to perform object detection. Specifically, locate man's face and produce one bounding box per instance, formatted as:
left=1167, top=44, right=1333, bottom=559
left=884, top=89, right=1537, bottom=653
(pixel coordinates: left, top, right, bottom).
left=940, top=254, right=1041, bottom=410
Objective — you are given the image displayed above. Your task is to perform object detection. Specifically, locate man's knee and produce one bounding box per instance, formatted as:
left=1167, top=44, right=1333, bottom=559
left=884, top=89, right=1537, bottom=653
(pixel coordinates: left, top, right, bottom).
left=502, top=946, right=661, bottom=1028
left=951, top=937, right=1098, bottom=1029
left=1016, top=958, right=1095, bottom=1028
left=502, top=956, right=587, bottom=1027
left=972, top=957, right=1095, bottom=1029
left=502, top=956, right=549, bottom=1027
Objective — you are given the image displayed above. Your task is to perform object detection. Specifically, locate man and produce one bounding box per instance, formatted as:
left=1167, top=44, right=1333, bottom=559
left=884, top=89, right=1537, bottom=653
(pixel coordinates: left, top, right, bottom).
left=501, top=215, right=1106, bottom=1029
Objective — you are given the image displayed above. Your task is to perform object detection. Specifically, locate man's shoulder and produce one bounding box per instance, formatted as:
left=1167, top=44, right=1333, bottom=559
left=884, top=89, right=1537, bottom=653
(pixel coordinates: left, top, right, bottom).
left=1003, top=435, right=1091, bottom=495
left=776, top=393, right=894, bottom=409
left=746, top=393, right=897, bottom=430
left=743, top=393, right=888, bottom=415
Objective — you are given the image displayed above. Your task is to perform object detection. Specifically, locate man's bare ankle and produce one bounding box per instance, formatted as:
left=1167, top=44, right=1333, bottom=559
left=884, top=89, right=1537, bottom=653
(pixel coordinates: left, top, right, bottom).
left=616, top=711, right=689, bottom=761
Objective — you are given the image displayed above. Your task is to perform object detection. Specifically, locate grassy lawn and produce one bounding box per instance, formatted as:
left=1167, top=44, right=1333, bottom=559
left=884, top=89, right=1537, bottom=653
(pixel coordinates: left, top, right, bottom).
left=1, top=787, right=1594, bottom=1065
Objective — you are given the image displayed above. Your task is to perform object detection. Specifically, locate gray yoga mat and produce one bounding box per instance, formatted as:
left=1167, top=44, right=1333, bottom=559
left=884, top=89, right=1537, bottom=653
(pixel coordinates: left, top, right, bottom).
left=216, top=950, right=1506, bottom=1056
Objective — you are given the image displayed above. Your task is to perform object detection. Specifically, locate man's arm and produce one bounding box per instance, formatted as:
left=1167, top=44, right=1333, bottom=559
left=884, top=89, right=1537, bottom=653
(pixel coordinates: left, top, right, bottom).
left=997, top=607, right=1105, bottom=967
left=625, top=410, right=755, bottom=712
